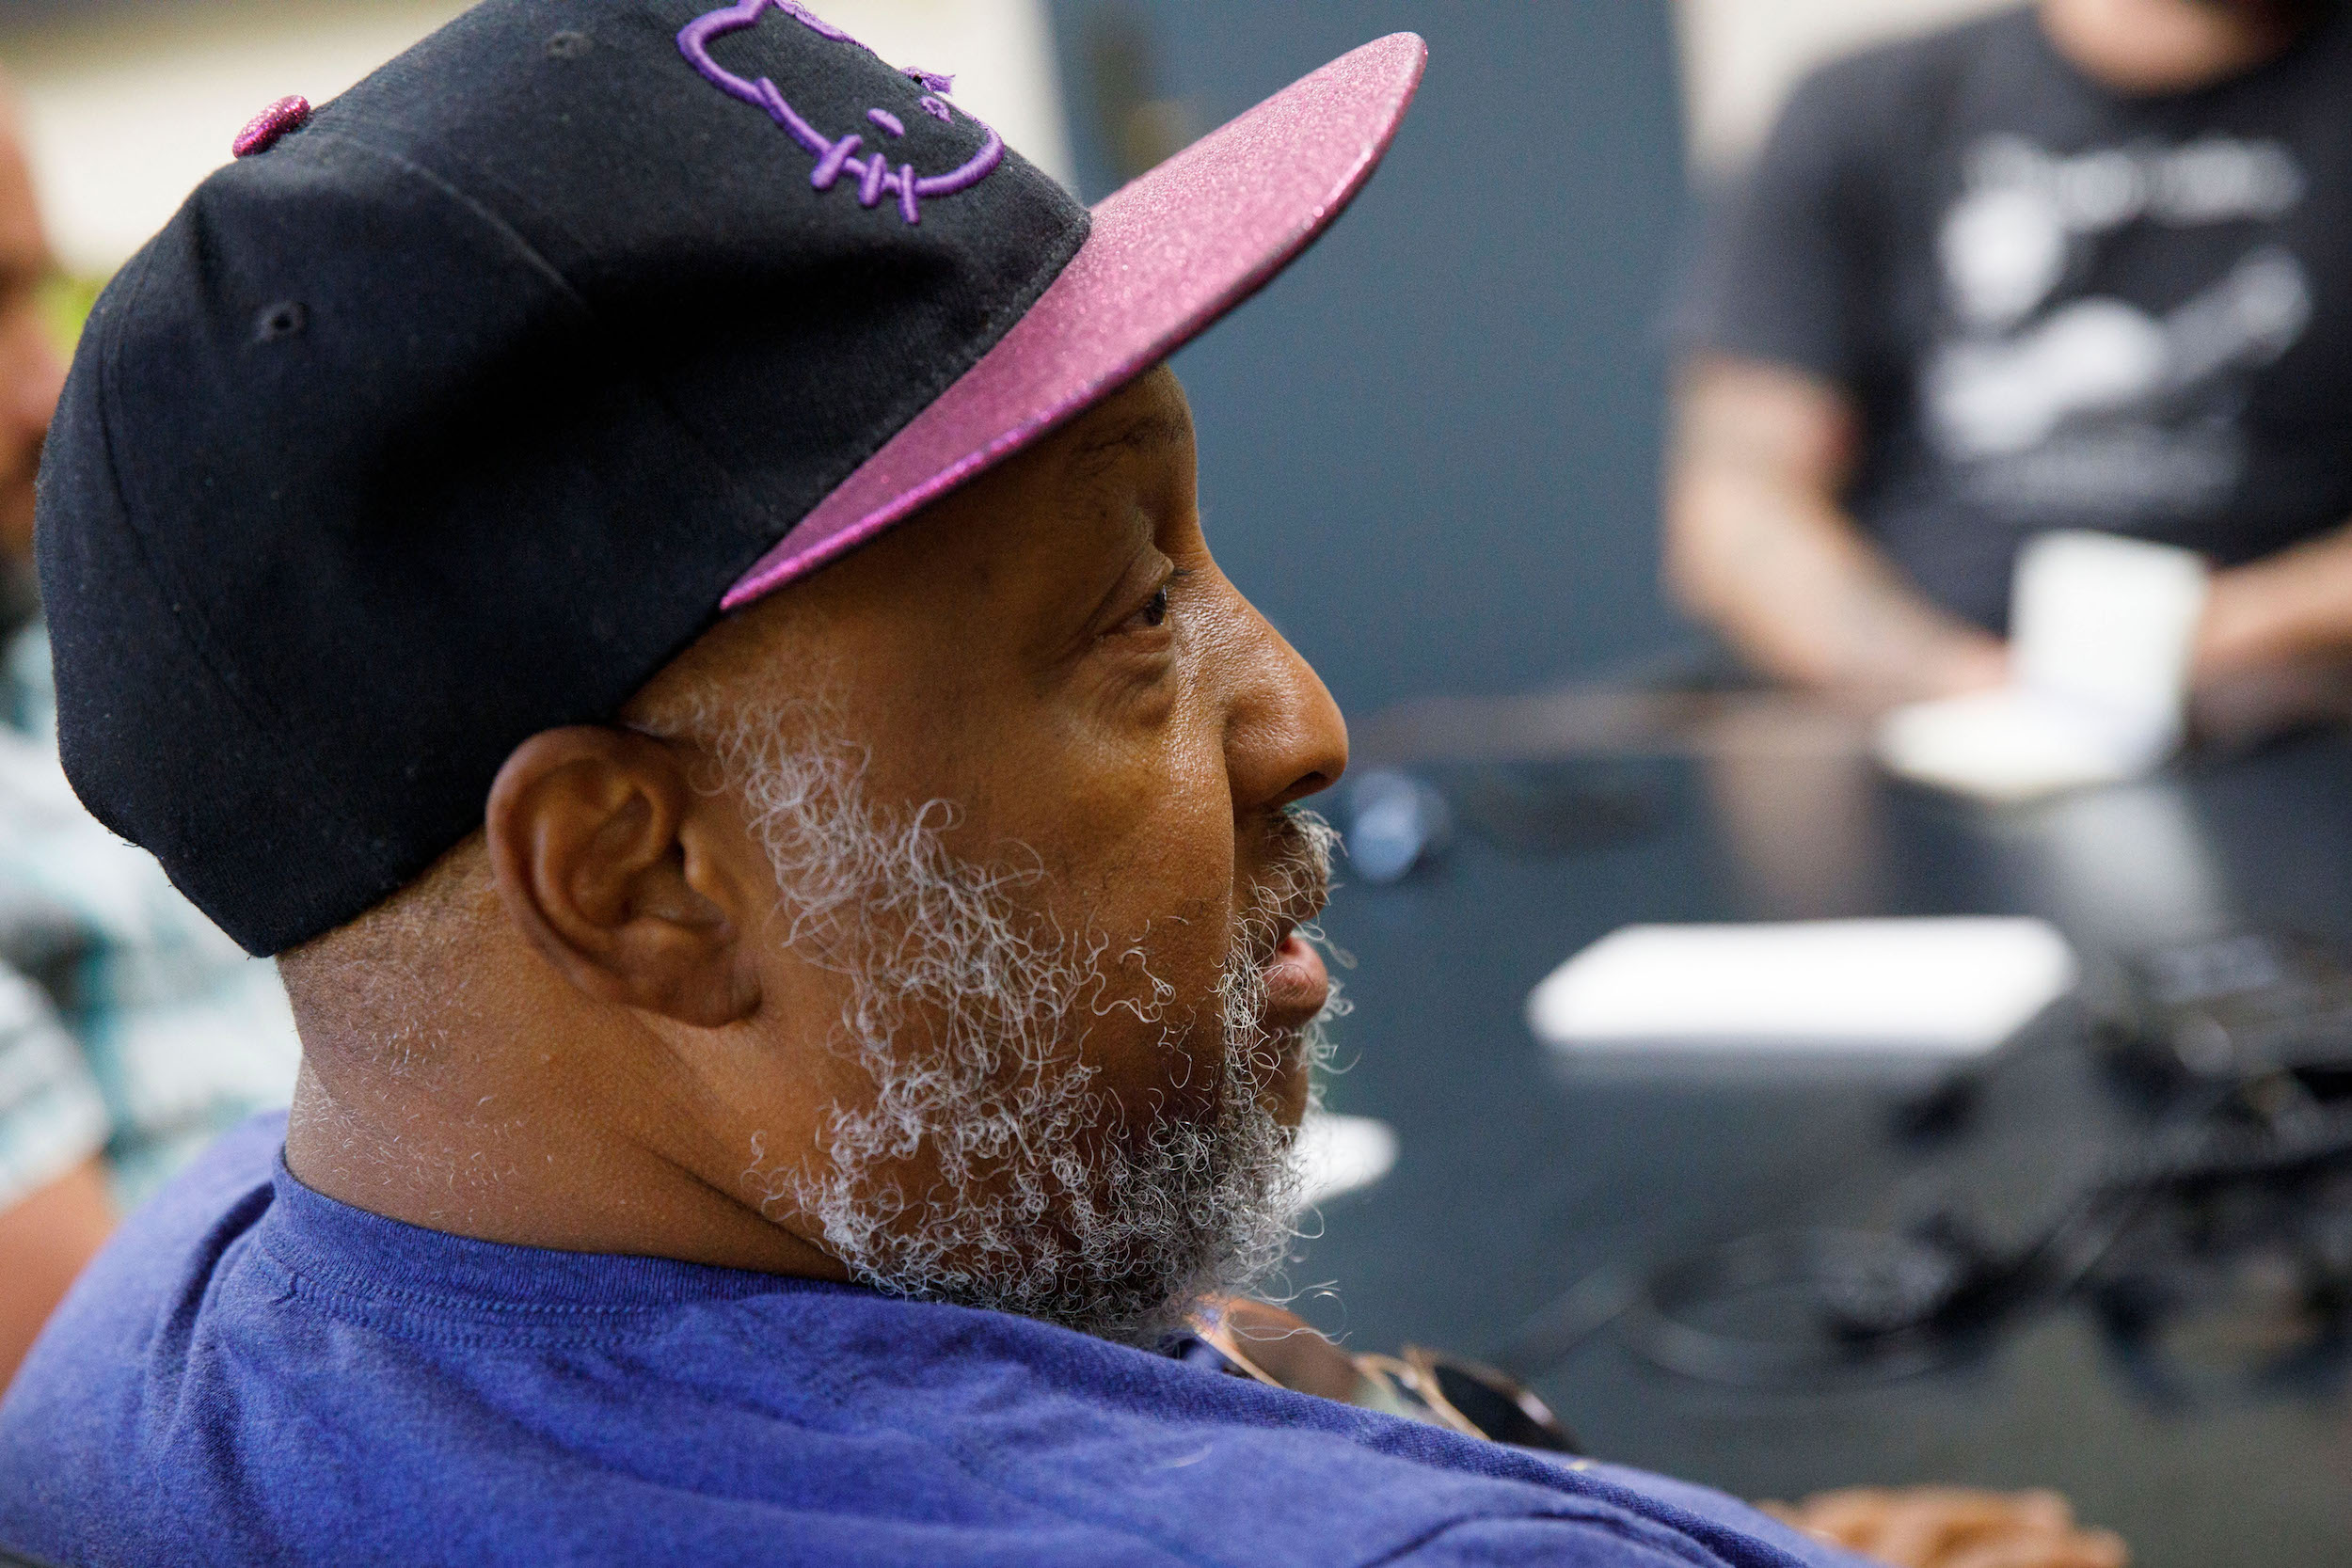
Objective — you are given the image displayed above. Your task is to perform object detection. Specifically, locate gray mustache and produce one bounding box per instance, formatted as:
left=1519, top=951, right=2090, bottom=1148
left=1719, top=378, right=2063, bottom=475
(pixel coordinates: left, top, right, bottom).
left=1241, top=808, right=1338, bottom=961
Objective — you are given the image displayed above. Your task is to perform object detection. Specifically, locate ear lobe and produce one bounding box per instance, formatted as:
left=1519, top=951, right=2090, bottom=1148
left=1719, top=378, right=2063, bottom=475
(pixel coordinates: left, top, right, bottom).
left=485, top=726, right=762, bottom=1028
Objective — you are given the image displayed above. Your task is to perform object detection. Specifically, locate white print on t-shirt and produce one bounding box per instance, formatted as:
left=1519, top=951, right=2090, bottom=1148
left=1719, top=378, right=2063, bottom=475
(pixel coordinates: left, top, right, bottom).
left=1923, top=134, right=2311, bottom=519
left=1940, top=135, right=2303, bottom=331
left=1930, top=248, right=2309, bottom=456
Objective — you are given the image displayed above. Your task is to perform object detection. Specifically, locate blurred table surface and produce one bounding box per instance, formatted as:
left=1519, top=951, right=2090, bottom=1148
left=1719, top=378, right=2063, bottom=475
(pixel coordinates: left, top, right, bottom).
left=1298, top=713, right=2352, bottom=1568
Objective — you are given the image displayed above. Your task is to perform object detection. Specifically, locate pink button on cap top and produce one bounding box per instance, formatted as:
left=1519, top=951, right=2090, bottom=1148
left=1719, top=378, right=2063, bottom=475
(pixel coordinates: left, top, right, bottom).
left=233, top=96, right=312, bottom=158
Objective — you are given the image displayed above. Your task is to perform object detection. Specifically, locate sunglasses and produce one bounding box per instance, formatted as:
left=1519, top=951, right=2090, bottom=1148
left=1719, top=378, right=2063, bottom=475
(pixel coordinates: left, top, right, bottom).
left=1188, top=1304, right=1580, bottom=1454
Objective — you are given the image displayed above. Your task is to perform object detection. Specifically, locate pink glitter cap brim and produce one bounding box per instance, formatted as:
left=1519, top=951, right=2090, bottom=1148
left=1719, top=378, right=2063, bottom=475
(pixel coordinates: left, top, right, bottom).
left=720, top=31, right=1428, bottom=611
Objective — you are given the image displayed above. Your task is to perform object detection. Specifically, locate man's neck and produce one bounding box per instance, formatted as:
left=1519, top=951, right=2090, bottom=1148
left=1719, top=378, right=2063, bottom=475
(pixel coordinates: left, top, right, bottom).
left=2041, top=0, right=2316, bottom=93
left=282, top=1023, right=848, bottom=1281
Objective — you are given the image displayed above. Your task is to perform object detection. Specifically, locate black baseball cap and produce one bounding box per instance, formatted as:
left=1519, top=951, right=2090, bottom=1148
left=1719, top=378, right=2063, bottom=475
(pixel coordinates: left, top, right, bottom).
left=37, top=0, right=1423, bottom=957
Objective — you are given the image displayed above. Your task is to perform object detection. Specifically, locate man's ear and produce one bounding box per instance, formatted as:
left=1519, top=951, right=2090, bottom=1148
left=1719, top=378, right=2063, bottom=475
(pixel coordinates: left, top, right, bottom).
left=485, top=726, right=761, bottom=1027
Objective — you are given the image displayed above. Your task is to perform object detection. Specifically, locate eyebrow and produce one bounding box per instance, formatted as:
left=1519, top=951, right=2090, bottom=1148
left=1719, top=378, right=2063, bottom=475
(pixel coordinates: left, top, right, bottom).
left=1068, top=408, right=1188, bottom=476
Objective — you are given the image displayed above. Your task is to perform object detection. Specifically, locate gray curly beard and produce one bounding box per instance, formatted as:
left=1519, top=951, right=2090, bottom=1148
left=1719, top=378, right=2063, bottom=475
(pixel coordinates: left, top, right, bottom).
left=710, top=704, right=1340, bottom=1348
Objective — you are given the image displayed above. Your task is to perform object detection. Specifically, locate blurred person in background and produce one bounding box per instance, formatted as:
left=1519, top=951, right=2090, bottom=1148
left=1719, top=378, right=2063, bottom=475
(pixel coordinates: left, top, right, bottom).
left=0, top=85, right=298, bottom=1388
left=1669, top=0, right=2352, bottom=740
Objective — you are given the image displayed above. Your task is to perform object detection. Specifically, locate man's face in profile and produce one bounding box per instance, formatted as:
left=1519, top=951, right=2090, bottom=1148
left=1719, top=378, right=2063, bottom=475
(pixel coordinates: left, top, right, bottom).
left=637, top=366, right=1351, bottom=1343
left=0, top=110, right=60, bottom=565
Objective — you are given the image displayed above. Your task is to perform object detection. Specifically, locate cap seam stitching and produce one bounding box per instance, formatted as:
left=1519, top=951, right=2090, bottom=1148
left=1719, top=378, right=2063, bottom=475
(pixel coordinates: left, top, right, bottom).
left=92, top=244, right=333, bottom=831
left=304, top=128, right=794, bottom=577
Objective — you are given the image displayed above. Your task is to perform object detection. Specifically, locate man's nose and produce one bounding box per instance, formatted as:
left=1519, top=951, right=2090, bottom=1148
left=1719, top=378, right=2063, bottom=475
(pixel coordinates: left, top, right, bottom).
left=1223, top=593, right=1349, bottom=816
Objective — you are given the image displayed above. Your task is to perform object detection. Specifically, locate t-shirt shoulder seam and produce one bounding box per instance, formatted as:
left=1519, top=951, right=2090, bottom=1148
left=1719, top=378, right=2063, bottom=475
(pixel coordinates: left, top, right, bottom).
left=259, top=1251, right=704, bottom=1346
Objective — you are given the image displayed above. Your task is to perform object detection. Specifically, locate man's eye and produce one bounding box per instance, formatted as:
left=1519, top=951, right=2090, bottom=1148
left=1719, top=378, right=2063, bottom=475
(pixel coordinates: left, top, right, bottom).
left=1136, top=585, right=1170, bottom=629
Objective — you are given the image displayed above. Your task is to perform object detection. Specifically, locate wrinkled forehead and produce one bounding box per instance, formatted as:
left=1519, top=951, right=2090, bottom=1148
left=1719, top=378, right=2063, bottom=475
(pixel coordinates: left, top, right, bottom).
left=827, top=365, right=1199, bottom=619
left=1062, top=369, right=1199, bottom=482
left=934, top=367, right=1200, bottom=629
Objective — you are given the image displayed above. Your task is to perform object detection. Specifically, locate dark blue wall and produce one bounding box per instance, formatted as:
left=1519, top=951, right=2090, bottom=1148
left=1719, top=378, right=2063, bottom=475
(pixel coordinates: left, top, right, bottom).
left=1050, top=1, right=1694, bottom=720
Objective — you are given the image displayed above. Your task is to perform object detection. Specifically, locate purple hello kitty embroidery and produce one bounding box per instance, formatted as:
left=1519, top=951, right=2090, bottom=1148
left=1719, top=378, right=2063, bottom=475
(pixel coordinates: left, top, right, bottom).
left=677, top=0, right=1002, bottom=226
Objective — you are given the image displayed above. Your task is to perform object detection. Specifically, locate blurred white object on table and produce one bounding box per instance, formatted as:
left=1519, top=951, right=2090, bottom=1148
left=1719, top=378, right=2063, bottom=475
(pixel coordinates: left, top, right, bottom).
left=1293, top=1112, right=1398, bottom=1210
left=1528, top=917, right=2076, bottom=1058
left=1877, top=531, right=2210, bottom=802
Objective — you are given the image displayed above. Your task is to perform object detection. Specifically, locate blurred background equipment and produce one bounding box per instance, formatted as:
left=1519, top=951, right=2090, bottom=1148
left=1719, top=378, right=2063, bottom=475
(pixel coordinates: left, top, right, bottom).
left=2093, top=928, right=2352, bottom=1094
left=1504, top=922, right=2352, bottom=1401
left=1342, top=768, right=1452, bottom=886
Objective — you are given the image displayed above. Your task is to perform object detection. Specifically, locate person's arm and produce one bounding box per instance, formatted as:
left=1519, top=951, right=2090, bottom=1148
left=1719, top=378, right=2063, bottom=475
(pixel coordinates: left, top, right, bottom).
left=2190, top=522, right=2352, bottom=744
left=1386, top=1487, right=2122, bottom=1567
left=0, top=965, right=115, bottom=1391
left=1764, top=1486, right=2126, bottom=1568
left=1664, top=355, right=2009, bottom=710
left=0, top=1153, right=111, bottom=1388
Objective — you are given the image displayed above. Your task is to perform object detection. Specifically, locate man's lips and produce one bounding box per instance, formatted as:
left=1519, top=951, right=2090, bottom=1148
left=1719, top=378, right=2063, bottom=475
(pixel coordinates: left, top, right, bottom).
left=1260, top=931, right=1330, bottom=1034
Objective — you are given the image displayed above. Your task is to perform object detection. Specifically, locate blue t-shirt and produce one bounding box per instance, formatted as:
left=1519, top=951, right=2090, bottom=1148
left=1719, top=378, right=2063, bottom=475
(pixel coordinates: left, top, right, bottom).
left=0, top=1115, right=1863, bottom=1567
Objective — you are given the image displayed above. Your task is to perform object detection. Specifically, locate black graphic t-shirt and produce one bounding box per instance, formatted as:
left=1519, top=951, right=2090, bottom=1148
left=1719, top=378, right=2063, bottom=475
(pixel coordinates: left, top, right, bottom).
left=1678, top=5, right=2352, bottom=633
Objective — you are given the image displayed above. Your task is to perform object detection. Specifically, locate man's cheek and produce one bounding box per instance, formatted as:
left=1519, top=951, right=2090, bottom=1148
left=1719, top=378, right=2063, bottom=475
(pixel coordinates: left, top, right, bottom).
left=1069, top=799, right=1232, bottom=963
left=1267, top=1056, right=1312, bottom=1128
left=1082, top=915, right=1228, bottom=1110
